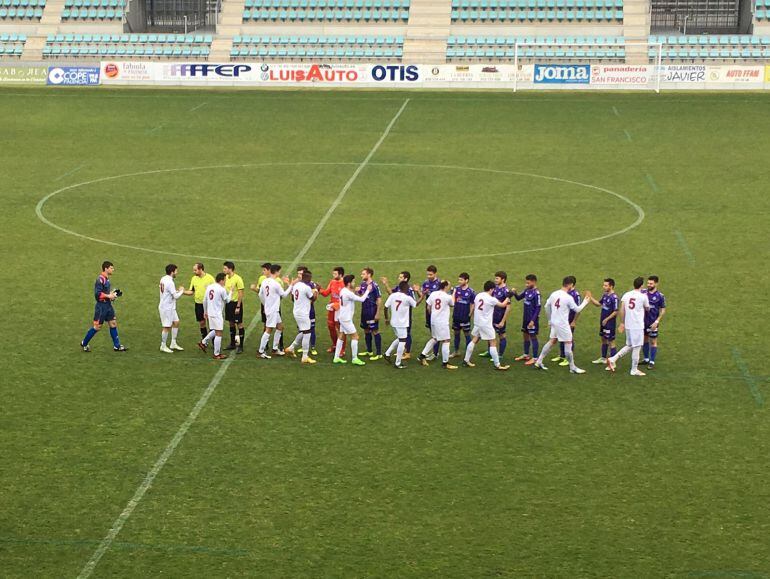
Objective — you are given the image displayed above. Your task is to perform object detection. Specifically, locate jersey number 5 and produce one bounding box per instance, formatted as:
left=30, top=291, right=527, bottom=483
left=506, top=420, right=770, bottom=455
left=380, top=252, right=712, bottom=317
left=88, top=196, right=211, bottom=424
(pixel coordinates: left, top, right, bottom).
left=628, top=298, right=636, bottom=309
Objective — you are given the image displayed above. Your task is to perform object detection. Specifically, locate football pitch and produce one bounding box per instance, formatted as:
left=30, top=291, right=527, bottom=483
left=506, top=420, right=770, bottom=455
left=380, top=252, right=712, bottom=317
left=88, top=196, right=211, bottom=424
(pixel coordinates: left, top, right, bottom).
left=1, top=87, right=769, bottom=578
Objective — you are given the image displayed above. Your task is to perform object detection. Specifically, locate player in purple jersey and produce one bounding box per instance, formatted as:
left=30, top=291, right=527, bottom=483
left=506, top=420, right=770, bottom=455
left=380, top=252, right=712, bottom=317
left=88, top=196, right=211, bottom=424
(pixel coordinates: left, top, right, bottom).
left=295, top=266, right=318, bottom=356
left=552, top=278, right=581, bottom=367
left=481, top=271, right=512, bottom=361
left=587, top=278, right=619, bottom=365
left=420, top=265, right=441, bottom=359
left=451, top=272, right=476, bottom=357
left=642, top=275, right=667, bottom=368
left=358, top=267, right=383, bottom=360
left=512, top=274, right=541, bottom=365
left=381, top=271, right=415, bottom=359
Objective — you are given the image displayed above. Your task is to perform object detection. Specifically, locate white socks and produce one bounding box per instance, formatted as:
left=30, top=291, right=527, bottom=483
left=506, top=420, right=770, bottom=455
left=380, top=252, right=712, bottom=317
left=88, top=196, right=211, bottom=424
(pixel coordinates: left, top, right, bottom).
left=335, top=338, right=344, bottom=359
left=161, top=329, right=169, bottom=347
left=537, top=340, right=554, bottom=364
left=396, top=341, right=405, bottom=365
left=386, top=339, right=398, bottom=356
left=441, top=342, right=450, bottom=363
left=301, top=333, right=311, bottom=359
left=259, top=331, right=270, bottom=353
left=272, top=330, right=282, bottom=351
left=464, top=341, right=475, bottom=363
left=422, top=338, right=437, bottom=357
left=351, top=339, right=359, bottom=359
left=631, top=346, right=640, bottom=371
left=290, top=333, right=303, bottom=349
left=203, top=330, right=215, bottom=345
left=611, top=345, right=631, bottom=363
left=171, top=327, right=179, bottom=345
left=213, top=335, right=221, bottom=356
left=489, top=346, right=500, bottom=367
left=564, top=342, right=576, bottom=371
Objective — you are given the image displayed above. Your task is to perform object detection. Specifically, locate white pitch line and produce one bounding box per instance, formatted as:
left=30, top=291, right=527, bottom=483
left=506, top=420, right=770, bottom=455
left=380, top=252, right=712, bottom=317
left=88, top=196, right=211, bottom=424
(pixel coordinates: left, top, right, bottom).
left=612, top=106, right=621, bottom=117
left=53, top=164, right=86, bottom=182
left=623, top=129, right=632, bottom=142
left=188, top=101, right=207, bottom=113
left=75, top=97, right=410, bottom=579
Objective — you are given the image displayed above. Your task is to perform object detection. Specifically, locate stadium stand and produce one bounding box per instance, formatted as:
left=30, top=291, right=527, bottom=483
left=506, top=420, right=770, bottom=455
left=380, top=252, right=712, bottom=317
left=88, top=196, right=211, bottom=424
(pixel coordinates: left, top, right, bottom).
left=60, top=0, right=125, bottom=20
left=230, top=34, right=404, bottom=59
left=447, top=34, right=625, bottom=60
left=0, top=31, right=26, bottom=55
left=450, top=0, right=624, bottom=23
left=41, top=33, right=213, bottom=57
left=756, top=0, right=769, bottom=20
left=0, top=0, right=45, bottom=20
left=649, top=34, right=770, bottom=60
left=242, top=0, right=411, bottom=23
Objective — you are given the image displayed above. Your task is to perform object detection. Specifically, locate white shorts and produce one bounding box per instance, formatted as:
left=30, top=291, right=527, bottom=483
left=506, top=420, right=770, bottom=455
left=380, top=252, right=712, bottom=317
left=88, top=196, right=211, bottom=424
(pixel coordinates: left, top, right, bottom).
left=625, top=328, right=644, bottom=348
left=159, top=307, right=178, bottom=327
left=265, top=311, right=282, bottom=329
left=333, top=309, right=340, bottom=322
left=339, top=319, right=356, bottom=335
left=208, top=315, right=224, bottom=332
left=392, top=326, right=408, bottom=340
left=295, top=316, right=312, bottom=332
left=431, top=322, right=450, bottom=342
left=471, top=324, right=495, bottom=341
left=549, top=323, right=573, bottom=343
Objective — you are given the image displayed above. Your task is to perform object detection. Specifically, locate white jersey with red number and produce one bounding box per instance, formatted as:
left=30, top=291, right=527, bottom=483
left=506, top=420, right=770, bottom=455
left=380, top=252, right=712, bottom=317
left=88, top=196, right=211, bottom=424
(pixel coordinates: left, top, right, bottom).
left=545, top=289, right=589, bottom=328
left=428, top=290, right=454, bottom=327
left=203, top=283, right=231, bottom=317
left=384, top=292, right=417, bottom=328
left=620, top=290, right=650, bottom=330
left=260, top=277, right=289, bottom=316
left=473, top=292, right=500, bottom=328
left=338, top=286, right=368, bottom=323
left=292, top=282, right=315, bottom=319
left=158, top=274, right=182, bottom=310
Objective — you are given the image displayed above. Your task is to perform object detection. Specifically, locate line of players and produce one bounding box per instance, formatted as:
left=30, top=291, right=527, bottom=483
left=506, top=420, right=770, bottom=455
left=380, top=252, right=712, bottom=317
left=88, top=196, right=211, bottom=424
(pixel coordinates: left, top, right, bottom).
left=153, top=261, right=666, bottom=376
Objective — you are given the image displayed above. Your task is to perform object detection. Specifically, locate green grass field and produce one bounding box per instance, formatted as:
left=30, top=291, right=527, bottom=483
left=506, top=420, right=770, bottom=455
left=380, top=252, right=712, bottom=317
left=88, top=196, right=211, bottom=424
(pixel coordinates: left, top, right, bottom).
left=1, top=87, right=769, bottom=578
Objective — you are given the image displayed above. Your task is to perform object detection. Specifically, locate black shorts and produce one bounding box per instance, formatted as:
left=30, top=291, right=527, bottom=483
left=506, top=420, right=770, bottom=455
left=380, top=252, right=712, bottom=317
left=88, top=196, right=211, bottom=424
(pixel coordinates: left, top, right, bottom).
left=225, top=302, right=243, bottom=324
left=195, top=303, right=205, bottom=322
left=93, top=302, right=115, bottom=324
left=261, top=303, right=266, bottom=323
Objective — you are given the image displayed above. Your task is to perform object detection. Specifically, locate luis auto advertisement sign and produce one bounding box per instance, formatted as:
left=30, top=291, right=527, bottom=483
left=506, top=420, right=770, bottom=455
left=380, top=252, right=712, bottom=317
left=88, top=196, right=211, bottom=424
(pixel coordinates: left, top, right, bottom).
left=534, top=64, right=590, bottom=84
left=47, top=66, right=100, bottom=86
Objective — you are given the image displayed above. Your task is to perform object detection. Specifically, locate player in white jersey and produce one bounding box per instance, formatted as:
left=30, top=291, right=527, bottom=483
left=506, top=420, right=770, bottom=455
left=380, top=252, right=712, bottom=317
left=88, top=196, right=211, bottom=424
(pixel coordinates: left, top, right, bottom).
left=284, top=270, right=319, bottom=364
left=463, top=280, right=511, bottom=371
left=533, top=276, right=592, bottom=373
left=418, top=280, right=458, bottom=370
left=158, top=264, right=185, bottom=353
left=198, top=273, right=233, bottom=359
left=333, top=274, right=371, bottom=366
left=383, top=281, right=418, bottom=369
left=256, top=263, right=291, bottom=359
left=607, top=277, right=651, bottom=376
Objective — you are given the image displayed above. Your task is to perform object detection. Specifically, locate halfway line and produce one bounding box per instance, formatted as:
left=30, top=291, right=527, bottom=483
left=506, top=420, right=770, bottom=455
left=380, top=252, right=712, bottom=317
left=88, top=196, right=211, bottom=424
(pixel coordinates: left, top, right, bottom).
left=75, top=97, right=410, bottom=579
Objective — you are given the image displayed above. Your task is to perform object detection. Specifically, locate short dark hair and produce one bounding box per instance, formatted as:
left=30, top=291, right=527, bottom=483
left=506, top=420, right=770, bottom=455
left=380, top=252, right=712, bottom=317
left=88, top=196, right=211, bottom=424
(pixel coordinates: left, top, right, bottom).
left=495, top=271, right=507, bottom=282
left=223, top=261, right=235, bottom=271
left=426, top=265, right=437, bottom=274
left=261, top=262, right=271, bottom=270
left=633, top=276, right=644, bottom=289
left=270, top=264, right=282, bottom=274
left=525, top=274, right=537, bottom=282
left=302, top=271, right=312, bottom=282
left=439, top=280, right=450, bottom=290
left=333, top=266, right=345, bottom=276
left=297, top=265, right=308, bottom=273
left=604, top=278, right=616, bottom=287
left=215, top=272, right=226, bottom=283
left=343, top=274, right=355, bottom=286
left=563, top=275, right=577, bottom=286
left=195, top=262, right=204, bottom=271
left=363, top=267, right=374, bottom=276
left=648, top=275, right=659, bottom=283
left=398, top=280, right=410, bottom=293
left=165, top=264, right=177, bottom=275
left=400, top=271, right=411, bottom=281
left=459, top=272, right=469, bottom=281
left=101, top=261, right=113, bottom=271
left=483, top=280, right=495, bottom=292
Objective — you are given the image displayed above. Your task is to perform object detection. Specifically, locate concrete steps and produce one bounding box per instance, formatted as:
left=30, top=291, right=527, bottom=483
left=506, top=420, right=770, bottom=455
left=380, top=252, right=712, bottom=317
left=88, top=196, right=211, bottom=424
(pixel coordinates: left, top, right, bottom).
left=211, top=0, right=246, bottom=59
left=402, top=0, right=450, bottom=62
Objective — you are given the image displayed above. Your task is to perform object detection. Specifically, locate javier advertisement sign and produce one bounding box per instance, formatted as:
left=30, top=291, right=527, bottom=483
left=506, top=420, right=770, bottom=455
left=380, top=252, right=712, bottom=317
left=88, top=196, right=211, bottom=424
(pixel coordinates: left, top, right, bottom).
left=258, top=63, right=368, bottom=83
left=101, top=61, right=156, bottom=83
left=591, top=65, right=651, bottom=86
left=47, top=66, right=100, bottom=86
left=0, top=65, right=47, bottom=84
left=157, top=63, right=260, bottom=83
left=534, top=64, right=590, bottom=84
left=660, top=64, right=706, bottom=83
